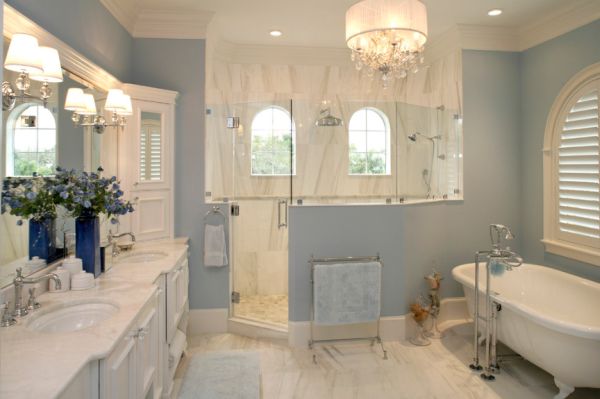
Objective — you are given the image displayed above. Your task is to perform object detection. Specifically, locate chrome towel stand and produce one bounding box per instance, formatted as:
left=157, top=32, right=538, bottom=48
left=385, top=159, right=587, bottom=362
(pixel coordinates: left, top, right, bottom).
left=308, top=254, right=387, bottom=363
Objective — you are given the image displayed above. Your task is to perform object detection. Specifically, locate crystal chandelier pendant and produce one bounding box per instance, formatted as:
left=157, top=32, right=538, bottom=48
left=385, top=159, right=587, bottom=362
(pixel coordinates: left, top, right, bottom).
left=346, top=0, right=428, bottom=86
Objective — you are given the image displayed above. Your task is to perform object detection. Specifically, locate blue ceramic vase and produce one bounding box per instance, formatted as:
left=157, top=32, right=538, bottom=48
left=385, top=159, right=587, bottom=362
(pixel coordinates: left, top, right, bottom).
left=75, top=214, right=101, bottom=277
left=28, top=217, right=56, bottom=261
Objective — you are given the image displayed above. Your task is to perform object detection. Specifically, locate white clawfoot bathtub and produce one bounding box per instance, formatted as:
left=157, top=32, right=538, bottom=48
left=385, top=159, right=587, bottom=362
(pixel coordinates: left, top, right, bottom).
left=452, top=263, right=600, bottom=399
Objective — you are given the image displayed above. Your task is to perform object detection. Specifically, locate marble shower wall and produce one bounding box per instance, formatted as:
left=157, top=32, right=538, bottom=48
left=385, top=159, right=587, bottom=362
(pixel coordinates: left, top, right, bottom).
left=232, top=199, right=288, bottom=297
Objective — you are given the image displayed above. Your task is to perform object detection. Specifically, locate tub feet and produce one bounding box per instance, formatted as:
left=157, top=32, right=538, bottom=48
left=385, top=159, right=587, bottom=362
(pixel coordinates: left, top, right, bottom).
left=553, top=378, right=574, bottom=399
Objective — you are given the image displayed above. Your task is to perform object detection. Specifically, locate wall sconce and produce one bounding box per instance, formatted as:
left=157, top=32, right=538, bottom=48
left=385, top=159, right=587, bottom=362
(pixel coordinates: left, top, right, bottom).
left=65, top=88, right=132, bottom=134
left=2, top=33, right=63, bottom=111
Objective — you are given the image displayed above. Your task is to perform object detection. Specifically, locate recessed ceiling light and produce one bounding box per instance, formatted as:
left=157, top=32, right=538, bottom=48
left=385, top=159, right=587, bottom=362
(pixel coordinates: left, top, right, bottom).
left=487, top=9, right=503, bottom=16
left=269, top=30, right=282, bottom=37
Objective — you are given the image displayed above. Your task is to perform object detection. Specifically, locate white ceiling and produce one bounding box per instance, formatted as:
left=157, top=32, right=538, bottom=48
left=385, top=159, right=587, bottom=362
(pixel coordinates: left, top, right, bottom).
left=118, top=0, right=571, bottom=47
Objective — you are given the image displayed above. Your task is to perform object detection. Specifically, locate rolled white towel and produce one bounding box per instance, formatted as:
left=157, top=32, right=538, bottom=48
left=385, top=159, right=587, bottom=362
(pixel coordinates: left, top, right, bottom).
left=204, top=224, right=228, bottom=267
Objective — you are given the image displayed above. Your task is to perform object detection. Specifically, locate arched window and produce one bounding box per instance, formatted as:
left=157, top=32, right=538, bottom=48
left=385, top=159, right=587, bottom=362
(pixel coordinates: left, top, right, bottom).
left=348, top=107, right=391, bottom=175
left=6, top=104, right=57, bottom=176
left=251, top=106, right=296, bottom=176
left=543, top=63, right=600, bottom=266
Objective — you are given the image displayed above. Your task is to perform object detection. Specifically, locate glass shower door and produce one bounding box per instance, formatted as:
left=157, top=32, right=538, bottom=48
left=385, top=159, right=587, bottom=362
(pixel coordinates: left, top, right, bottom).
left=230, top=100, right=292, bottom=328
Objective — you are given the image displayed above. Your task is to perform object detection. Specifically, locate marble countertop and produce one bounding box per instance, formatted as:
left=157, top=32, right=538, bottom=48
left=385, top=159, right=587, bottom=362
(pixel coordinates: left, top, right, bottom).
left=0, top=238, right=189, bottom=399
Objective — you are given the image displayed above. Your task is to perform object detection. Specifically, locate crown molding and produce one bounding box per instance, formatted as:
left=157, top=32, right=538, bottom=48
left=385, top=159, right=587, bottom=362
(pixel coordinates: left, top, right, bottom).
left=99, top=0, right=138, bottom=35
left=121, top=83, right=178, bottom=104
left=132, top=9, right=214, bottom=39
left=3, top=4, right=122, bottom=92
left=518, top=0, right=600, bottom=51
left=99, top=0, right=598, bottom=50
left=456, top=24, right=520, bottom=52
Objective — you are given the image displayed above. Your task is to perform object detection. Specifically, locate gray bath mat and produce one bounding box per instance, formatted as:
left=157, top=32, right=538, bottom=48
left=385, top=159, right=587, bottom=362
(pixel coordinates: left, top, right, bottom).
left=178, top=351, right=260, bottom=399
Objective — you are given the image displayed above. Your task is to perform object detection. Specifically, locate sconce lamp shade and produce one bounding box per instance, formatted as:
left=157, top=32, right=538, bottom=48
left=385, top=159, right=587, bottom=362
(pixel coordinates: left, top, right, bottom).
left=4, top=33, right=44, bottom=73
left=30, top=47, right=63, bottom=83
left=64, top=88, right=86, bottom=112
left=119, top=95, right=133, bottom=116
left=105, top=89, right=126, bottom=112
left=79, top=94, right=97, bottom=115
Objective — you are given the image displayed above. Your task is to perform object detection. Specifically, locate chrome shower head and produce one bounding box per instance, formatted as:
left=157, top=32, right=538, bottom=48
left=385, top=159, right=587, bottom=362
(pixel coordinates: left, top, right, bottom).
left=316, top=108, right=343, bottom=127
left=408, top=132, right=440, bottom=142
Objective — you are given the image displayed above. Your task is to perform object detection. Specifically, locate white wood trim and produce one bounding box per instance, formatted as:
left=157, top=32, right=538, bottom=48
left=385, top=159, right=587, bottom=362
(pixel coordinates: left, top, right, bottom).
left=121, top=84, right=178, bottom=105
left=518, top=0, right=600, bottom=51
left=100, top=0, right=598, bottom=51
left=541, top=239, right=600, bottom=267
left=187, top=308, right=229, bottom=334
left=133, top=9, right=214, bottom=39
left=457, top=24, right=520, bottom=52
left=3, top=4, right=122, bottom=92
left=542, top=62, right=600, bottom=267
left=98, top=0, right=137, bottom=35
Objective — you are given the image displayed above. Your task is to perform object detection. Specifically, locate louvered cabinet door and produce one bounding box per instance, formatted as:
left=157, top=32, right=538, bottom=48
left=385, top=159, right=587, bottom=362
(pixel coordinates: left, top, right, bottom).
left=556, top=89, right=600, bottom=248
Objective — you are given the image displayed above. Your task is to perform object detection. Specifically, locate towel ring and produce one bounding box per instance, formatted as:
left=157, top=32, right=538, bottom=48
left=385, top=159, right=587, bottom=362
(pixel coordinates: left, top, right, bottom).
left=204, top=205, right=226, bottom=224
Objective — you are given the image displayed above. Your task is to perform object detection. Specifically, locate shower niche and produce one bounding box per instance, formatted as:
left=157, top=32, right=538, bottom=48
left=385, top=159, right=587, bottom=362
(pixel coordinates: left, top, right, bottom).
left=205, top=98, right=463, bottom=328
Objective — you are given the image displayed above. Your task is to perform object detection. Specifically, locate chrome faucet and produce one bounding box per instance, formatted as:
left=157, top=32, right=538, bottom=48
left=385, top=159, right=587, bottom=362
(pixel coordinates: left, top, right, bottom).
left=488, top=224, right=522, bottom=269
left=12, top=267, right=61, bottom=317
left=470, top=224, right=523, bottom=380
left=108, top=231, right=136, bottom=257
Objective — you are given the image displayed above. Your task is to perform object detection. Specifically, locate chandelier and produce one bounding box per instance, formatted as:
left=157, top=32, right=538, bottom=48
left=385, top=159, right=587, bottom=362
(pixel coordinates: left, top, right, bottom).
left=345, top=0, right=428, bottom=86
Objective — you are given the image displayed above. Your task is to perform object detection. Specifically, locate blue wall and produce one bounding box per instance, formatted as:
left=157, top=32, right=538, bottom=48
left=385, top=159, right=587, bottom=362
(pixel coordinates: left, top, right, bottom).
left=7, top=0, right=132, bottom=82
left=131, top=39, right=229, bottom=309
left=520, top=20, right=600, bottom=283
left=289, top=51, right=523, bottom=321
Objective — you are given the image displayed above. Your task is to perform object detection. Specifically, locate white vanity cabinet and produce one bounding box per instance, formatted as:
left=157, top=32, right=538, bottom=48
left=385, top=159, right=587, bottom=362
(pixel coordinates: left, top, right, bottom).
left=167, top=258, right=189, bottom=343
left=118, top=84, right=178, bottom=242
left=100, top=290, right=159, bottom=399
left=161, top=256, right=189, bottom=397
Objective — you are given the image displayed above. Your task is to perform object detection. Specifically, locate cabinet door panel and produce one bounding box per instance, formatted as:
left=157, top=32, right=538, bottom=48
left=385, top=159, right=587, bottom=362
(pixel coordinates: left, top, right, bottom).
left=104, top=333, right=136, bottom=399
left=137, top=304, right=158, bottom=398
left=166, top=269, right=179, bottom=343
left=131, top=190, right=171, bottom=241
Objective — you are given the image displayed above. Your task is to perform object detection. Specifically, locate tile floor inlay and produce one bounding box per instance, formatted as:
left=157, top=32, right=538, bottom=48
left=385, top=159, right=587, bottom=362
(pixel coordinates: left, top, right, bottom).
left=235, top=294, right=288, bottom=327
left=171, top=324, right=600, bottom=399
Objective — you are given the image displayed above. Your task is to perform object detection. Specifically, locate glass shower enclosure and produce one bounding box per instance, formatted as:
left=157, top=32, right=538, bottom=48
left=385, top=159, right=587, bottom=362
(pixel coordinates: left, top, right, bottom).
left=205, top=98, right=462, bottom=329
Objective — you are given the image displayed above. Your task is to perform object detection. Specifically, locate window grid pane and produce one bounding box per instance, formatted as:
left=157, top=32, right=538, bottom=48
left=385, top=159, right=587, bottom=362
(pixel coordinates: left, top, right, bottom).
left=10, top=105, right=57, bottom=176
left=348, top=108, right=389, bottom=175
left=251, top=106, right=295, bottom=176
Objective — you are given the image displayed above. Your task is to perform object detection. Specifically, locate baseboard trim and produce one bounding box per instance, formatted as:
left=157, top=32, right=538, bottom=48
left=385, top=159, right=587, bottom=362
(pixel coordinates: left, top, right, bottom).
left=188, top=308, right=229, bottom=335
left=227, top=317, right=288, bottom=341
left=288, top=297, right=468, bottom=348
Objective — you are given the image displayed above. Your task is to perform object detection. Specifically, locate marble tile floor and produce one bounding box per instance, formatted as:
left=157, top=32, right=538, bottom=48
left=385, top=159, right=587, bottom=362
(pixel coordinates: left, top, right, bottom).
left=171, top=324, right=600, bottom=399
left=235, top=294, right=288, bottom=328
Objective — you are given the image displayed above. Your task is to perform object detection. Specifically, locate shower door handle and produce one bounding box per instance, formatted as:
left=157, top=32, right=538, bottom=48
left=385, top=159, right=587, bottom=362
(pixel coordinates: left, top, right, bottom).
left=278, top=200, right=288, bottom=229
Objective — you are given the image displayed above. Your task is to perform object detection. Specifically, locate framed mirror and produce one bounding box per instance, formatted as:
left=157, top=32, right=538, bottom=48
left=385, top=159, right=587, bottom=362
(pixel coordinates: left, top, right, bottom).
left=0, top=4, right=123, bottom=288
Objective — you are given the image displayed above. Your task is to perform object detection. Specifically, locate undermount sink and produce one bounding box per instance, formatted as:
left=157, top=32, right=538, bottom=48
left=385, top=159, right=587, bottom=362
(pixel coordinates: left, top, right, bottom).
left=118, top=251, right=168, bottom=263
left=27, top=301, right=119, bottom=333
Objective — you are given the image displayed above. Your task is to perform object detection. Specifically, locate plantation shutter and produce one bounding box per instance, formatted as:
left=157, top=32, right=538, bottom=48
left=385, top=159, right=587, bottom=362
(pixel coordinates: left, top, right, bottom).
left=557, top=90, right=600, bottom=247
left=140, top=121, right=162, bottom=181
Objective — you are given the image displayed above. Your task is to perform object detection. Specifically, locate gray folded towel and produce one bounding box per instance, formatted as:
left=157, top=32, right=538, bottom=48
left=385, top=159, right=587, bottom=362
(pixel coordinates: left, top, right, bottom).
left=204, top=224, right=228, bottom=267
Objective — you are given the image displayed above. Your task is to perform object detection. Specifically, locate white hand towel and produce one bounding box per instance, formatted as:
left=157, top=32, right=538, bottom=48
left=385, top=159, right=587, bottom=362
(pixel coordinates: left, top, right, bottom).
left=204, top=224, right=228, bottom=267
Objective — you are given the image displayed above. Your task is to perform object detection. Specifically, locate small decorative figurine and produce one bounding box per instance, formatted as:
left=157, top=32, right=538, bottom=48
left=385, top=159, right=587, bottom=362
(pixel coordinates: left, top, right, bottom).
left=409, top=297, right=431, bottom=346
left=425, top=270, right=444, bottom=339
